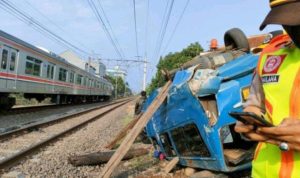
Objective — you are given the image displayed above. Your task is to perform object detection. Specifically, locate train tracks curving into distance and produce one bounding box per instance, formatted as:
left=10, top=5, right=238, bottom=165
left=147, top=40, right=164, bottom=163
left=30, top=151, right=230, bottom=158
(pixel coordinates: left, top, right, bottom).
left=0, top=98, right=133, bottom=172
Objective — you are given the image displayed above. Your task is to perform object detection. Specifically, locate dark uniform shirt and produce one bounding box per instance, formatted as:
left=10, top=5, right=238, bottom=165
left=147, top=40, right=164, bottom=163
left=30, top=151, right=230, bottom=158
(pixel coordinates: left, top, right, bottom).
left=134, top=96, right=147, bottom=115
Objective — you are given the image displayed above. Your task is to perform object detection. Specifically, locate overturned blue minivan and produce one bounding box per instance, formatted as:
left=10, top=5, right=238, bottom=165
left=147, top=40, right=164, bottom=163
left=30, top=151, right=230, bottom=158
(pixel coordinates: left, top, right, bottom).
left=143, top=28, right=264, bottom=173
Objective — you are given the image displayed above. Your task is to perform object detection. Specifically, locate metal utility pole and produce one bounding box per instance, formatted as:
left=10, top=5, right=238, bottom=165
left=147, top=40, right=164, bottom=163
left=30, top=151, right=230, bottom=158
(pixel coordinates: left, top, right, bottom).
left=114, top=66, right=120, bottom=99
left=115, top=78, right=118, bottom=99
left=135, top=55, right=147, bottom=91
left=143, top=57, right=147, bottom=91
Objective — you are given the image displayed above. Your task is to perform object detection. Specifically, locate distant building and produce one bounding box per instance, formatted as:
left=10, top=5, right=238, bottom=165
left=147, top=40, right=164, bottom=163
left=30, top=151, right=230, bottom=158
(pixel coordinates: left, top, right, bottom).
left=90, top=60, right=106, bottom=77
left=106, top=66, right=127, bottom=80
left=60, top=50, right=86, bottom=70
left=60, top=50, right=106, bottom=77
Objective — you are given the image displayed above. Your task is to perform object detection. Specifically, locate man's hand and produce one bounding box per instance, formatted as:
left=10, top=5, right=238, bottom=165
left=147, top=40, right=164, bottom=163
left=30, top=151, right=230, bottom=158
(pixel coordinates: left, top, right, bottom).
left=234, top=106, right=269, bottom=142
left=235, top=121, right=269, bottom=141
left=258, top=118, right=300, bottom=151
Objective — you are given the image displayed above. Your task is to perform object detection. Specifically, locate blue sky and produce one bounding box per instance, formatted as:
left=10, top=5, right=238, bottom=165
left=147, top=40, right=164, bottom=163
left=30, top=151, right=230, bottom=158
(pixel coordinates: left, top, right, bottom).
left=0, top=0, right=280, bottom=92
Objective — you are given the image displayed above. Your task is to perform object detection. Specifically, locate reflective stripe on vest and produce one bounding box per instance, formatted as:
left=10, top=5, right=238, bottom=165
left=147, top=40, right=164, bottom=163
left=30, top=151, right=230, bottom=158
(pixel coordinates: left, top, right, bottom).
left=253, top=43, right=300, bottom=178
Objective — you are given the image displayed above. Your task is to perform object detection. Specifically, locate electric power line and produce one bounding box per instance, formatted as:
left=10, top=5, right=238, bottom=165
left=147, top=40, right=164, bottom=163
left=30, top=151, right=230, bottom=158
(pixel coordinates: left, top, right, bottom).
left=153, top=0, right=174, bottom=61
left=153, top=0, right=170, bottom=60
left=87, top=0, right=124, bottom=59
left=96, top=0, right=125, bottom=58
left=0, top=1, right=69, bottom=50
left=162, top=0, right=190, bottom=54
left=23, top=0, right=92, bottom=52
left=0, top=0, right=91, bottom=56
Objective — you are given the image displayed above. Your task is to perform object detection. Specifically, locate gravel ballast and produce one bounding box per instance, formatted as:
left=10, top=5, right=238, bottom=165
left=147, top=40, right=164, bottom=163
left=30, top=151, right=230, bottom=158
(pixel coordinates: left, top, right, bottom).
left=0, top=102, right=113, bottom=134
left=2, top=101, right=144, bottom=177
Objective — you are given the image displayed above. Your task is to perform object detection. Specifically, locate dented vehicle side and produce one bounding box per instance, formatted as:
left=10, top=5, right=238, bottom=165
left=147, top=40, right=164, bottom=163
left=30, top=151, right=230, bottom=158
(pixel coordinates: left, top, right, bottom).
left=144, top=52, right=259, bottom=172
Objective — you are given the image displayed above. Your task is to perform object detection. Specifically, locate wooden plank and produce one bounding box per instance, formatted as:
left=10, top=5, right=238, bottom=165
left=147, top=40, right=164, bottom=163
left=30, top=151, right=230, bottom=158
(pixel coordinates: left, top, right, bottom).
left=100, top=80, right=172, bottom=178
left=164, top=157, right=179, bottom=173
left=68, top=148, right=149, bottom=166
left=223, top=149, right=247, bottom=165
left=104, top=114, right=141, bottom=150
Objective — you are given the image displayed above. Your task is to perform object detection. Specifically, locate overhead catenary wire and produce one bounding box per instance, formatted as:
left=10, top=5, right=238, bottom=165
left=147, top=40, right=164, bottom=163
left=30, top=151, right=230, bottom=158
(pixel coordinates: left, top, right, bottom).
left=22, top=0, right=91, bottom=52
left=87, top=0, right=124, bottom=59
left=96, top=0, right=125, bottom=58
left=0, top=0, right=91, bottom=56
left=152, top=0, right=170, bottom=60
left=0, top=1, right=68, bottom=50
left=162, top=0, right=190, bottom=54
left=153, top=0, right=175, bottom=61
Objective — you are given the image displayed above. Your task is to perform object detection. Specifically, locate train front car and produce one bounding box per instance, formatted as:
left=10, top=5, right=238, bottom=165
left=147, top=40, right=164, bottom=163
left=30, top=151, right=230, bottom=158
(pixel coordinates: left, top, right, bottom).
left=0, top=30, right=112, bottom=110
left=144, top=28, right=262, bottom=174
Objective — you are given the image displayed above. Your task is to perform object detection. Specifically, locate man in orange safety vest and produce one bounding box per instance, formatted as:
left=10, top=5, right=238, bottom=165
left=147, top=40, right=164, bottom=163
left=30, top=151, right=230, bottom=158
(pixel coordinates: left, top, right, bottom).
left=235, top=0, right=300, bottom=177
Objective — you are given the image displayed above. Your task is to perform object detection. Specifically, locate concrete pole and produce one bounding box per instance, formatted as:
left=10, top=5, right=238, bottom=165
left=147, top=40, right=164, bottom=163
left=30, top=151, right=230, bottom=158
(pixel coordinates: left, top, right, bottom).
left=115, top=66, right=118, bottom=99
left=115, top=79, right=117, bottom=99
left=124, top=83, right=126, bottom=97
left=143, top=58, right=147, bottom=91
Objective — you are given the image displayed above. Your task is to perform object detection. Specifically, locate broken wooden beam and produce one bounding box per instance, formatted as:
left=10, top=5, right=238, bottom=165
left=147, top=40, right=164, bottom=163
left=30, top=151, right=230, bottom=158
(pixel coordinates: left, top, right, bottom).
left=68, top=148, right=149, bottom=166
left=100, top=80, right=172, bottom=178
left=104, top=114, right=141, bottom=150
left=223, top=148, right=253, bottom=165
left=164, top=157, right=179, bottom=173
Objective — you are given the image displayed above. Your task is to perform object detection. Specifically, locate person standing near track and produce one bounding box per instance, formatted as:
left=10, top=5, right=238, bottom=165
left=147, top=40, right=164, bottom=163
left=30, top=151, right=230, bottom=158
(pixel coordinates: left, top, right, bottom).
left=235, top=0, right=300, bottom=177
left=134, top=91, right=147, bottom=115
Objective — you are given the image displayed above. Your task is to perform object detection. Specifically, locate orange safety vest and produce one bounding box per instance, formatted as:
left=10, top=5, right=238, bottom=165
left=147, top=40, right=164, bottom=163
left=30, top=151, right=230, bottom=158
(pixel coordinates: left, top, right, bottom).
left=253, top=34, right=300, bottom=178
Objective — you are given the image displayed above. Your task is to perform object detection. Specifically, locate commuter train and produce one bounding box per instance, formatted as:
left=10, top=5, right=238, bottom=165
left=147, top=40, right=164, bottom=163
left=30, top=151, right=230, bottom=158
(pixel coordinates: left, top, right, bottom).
left=0, top=30, right=113, bottom=109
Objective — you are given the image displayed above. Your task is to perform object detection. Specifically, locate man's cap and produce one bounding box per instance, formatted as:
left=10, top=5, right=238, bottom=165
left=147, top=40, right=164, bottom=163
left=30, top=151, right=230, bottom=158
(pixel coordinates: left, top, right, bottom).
left=260, top=0, right=300, bottom=30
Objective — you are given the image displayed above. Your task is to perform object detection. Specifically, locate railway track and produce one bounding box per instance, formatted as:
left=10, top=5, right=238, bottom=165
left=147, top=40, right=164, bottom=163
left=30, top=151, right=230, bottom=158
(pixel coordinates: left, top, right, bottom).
left=0, top=104, right=59, bottom=116
left=0, top=98, right=130, bottom=137
left=2, top=100, right=112, bottom=116
left=0, top=98, right=133, bottom=171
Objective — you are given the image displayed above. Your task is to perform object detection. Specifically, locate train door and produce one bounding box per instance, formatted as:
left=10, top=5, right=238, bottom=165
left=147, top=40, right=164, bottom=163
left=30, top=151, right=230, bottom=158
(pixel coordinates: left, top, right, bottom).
left=46, top=63, right=55, bottom=93
left=0, top=46, right=18, bottom=90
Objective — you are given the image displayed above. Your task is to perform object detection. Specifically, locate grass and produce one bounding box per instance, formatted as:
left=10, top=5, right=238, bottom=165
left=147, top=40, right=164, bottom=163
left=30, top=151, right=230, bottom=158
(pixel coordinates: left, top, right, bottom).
left=122, top=114, right=134, bottom=126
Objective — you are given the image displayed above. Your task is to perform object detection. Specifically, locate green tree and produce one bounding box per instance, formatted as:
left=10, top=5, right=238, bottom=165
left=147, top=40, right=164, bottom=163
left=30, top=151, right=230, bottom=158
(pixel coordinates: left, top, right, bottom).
left=106, top=76, right=129, bottom=98
left=147, top=42, right=203, bottom=93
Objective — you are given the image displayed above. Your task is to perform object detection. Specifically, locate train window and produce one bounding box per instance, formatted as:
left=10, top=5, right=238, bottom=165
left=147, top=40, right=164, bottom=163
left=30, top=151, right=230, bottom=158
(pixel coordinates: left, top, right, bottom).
left=47, top=64, right=55, bottom=79
left=25, top=56, right=42, bottom=76
left=9, top=52, right=16, bottom=71
left=58, top=68, right=67, bottom=82
left=76, top=74, right=83, bottom=85
left=69, top=72, right=74, bottom=83
left=1, top=49, right=8, bottom=69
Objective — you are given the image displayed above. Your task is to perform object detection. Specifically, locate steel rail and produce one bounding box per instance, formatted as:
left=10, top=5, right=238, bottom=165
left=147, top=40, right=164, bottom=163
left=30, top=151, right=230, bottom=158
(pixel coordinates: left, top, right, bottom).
left=0, top=98, right=131, bottom=141
left=0, top=98, right=133, bottom=171
left=3, top=100, right=113, bottom=116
